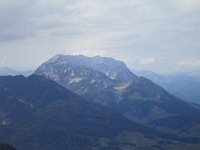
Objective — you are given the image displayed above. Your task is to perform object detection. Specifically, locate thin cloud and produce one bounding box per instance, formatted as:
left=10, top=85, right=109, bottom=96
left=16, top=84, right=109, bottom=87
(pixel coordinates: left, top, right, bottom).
left=139, top=57, right=155, bottom=65
left=171, top=0, right=200, bottom=14
left=178, top=59, right=200, bottom=68
left=0, top=56, right=12, bottom=65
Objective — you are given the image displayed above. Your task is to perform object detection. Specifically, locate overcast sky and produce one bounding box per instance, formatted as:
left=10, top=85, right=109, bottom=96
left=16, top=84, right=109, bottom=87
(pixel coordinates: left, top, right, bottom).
left=0, top=0, right=200, bottom=73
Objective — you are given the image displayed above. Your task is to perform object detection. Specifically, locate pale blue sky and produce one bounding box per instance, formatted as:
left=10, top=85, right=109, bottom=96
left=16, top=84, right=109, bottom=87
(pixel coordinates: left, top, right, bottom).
left=0, top=0, right=200, bottom=73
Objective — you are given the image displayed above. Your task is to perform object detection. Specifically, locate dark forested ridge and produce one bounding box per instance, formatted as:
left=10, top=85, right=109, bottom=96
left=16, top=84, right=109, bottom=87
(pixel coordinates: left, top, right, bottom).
left=0, top=75, right=165, bottom=149
left=0, top=75, right=134, bottom=149
left=1, top=75, right=200, bottom=149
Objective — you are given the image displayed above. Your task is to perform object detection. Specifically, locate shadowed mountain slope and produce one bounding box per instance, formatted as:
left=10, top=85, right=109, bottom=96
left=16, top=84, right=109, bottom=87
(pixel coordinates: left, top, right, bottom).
left=0, top=75, right=169, bottom=150
left=1, top=75, right=200, bottom=149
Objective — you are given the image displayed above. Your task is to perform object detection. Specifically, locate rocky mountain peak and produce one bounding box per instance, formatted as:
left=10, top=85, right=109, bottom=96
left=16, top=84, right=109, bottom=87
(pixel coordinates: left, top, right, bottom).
left=41, top=54, right=138, bottom=82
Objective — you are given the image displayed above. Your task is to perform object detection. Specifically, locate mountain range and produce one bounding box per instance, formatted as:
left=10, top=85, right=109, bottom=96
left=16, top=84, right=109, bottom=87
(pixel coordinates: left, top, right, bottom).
left=1, top=54, right=200, bottom=149
left=2, top=75, right=199, bottom=149
left=34, top=54, right=200, bottom=139
left=135, top=70, right=200, bottom=104
left=0, top=75, right=153, bottom=150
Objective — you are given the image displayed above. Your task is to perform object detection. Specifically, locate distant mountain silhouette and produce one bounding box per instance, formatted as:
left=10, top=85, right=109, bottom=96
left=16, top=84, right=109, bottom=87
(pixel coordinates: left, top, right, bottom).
left=0, top=67, right=33, bottom=76
left=135, top=70, right=200, bottom=104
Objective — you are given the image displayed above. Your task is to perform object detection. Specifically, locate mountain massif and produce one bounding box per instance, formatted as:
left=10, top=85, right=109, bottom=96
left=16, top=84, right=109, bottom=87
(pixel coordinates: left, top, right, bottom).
left=35, top=54, right=200, bottom=140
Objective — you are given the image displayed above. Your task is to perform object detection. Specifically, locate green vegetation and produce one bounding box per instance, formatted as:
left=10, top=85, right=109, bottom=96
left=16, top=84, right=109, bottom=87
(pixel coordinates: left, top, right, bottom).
left=92, top=131, right=200, bottom=150
left=0, top=142, right=17, bottom=150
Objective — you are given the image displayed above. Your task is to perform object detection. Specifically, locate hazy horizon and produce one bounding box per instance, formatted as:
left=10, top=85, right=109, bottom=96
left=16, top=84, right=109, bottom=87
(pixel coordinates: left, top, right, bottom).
left=1, top=54, right=200, bottom=76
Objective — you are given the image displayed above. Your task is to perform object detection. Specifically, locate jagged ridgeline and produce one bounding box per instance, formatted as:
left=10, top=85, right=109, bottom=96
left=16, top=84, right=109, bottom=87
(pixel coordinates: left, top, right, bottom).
left=35, top=54, right=200, bottom=139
